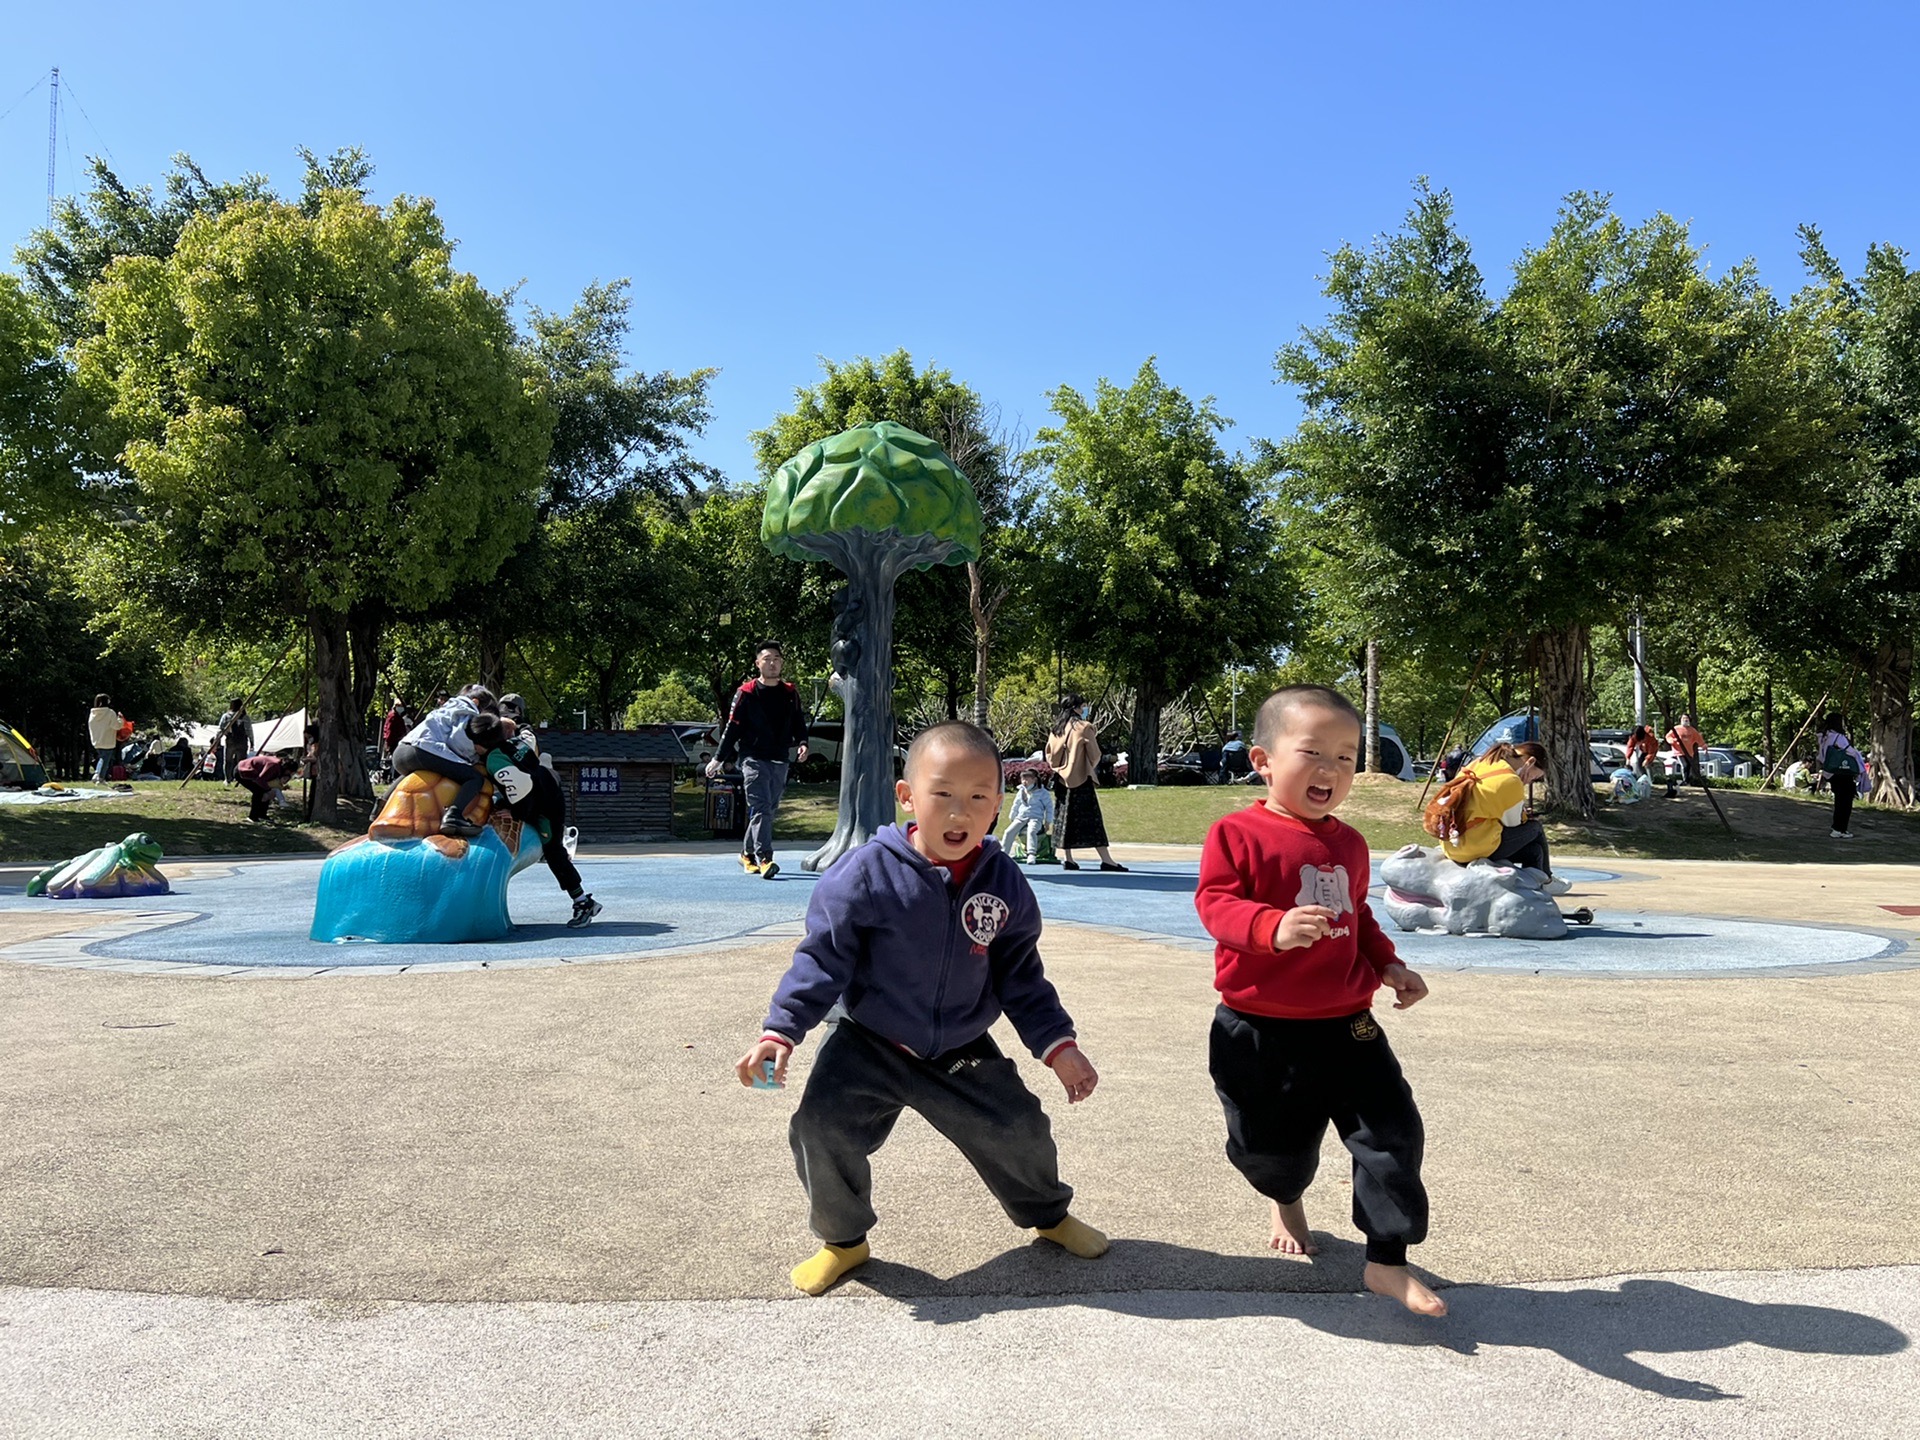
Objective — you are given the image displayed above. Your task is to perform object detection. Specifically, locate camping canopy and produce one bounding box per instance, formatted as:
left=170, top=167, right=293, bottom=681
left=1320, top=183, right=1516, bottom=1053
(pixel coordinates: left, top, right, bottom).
left=0, top=721, right=48, bottom=789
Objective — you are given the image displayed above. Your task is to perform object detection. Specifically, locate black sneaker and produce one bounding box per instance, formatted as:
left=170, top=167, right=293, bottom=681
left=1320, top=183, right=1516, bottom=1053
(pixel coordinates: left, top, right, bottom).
left=440, top=806, right=482, bottom=838
left=567, top=894, right=602, bottom=928
left=760, top=859, right=780, bottom=879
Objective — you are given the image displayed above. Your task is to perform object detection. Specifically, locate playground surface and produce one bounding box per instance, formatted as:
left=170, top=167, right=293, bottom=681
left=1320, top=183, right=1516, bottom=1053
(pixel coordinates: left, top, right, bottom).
left=2, top=846, right=1918, bottom=1436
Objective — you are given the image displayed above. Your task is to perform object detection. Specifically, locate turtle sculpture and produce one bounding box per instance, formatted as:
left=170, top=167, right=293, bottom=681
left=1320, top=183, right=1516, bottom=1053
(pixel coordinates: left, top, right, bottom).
left=27, top=831, right=171, bottom=899
left=1377, top=844, right=1570, bottom=940
left=310, top=771, right=545, bottom=944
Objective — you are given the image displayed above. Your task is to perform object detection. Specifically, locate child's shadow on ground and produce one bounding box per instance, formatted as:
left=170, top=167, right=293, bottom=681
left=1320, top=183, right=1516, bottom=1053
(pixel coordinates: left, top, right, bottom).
left=1025, top=871, right=1199, bottom=895
left=854, top=1238, right=1907, bottom=1401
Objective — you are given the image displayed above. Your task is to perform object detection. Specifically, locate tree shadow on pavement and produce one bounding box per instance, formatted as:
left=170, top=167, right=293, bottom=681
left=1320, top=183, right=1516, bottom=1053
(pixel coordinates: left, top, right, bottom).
left=856, top=1239, right=1907, bottom=1400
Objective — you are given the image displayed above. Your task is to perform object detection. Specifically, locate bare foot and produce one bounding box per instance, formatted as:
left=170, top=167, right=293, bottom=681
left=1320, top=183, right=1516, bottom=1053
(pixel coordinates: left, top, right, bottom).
left=1268, top=1199, right=1318, bottom=1254
left=1364, top=1261, right=1447, bottom=1316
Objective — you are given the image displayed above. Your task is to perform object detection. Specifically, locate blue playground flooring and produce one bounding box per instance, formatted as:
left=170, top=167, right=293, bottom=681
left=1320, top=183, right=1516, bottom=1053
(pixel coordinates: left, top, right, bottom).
left=2, top=853, right=1905, bottom=976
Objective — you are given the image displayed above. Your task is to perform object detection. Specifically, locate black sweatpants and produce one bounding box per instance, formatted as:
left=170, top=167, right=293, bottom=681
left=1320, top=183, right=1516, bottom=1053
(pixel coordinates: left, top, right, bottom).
left=391, top=741, right=484, bottom=816
left=508, top=764, right=581, bottom=896
left=1490, top=817, right=1550, bottom=874
left=789, top=1017, right=1073, bottom=1246
left=1831, top=770, right=1857, bottom=834
left=1209, top=1004, right=1429, bottom=1266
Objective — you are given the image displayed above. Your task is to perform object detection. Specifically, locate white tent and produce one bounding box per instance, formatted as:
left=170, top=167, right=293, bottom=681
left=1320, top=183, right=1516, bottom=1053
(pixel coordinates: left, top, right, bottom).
left=250, top=709, right=308, bottom=754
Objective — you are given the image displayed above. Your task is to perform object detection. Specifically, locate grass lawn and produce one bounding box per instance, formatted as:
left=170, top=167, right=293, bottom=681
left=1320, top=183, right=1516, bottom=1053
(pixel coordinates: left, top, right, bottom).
left=9, top=774, right=1914, bottom=868
left=0, top=781, right=369, bottom=865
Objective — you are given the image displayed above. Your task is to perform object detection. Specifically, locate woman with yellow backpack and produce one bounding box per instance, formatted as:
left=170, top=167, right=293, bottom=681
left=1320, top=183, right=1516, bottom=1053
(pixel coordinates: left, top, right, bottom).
left=1422, top=741, right=1571, bottom=894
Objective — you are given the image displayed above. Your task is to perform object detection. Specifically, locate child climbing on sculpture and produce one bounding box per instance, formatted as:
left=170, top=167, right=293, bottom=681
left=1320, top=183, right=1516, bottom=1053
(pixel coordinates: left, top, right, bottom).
left=391, top=685, right=497, bottom=839
left=735, top=720, right=1108, bottom=1296
left=1426, top=741, right=1570, bottom=895
left=1001, top=767, right=1056, bottom=863
left=1194, top=684, right=1445, bottom=1318
left=465, top=711, right=601, bottom=928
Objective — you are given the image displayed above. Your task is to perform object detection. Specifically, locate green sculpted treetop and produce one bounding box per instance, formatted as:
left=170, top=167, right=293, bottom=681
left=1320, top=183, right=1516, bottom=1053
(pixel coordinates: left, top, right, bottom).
left=763, top=421, right=981, bottom=571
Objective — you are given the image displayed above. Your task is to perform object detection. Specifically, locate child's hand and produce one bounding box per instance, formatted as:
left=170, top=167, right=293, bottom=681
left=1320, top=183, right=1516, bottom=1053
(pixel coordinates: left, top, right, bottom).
left=1275, top=906, right=1339, bottom=950
left=1379, top=963, right=1429, bottom=1010
left=735, top=1038, right=791, bottom=1088
left=1050, top=1046, right=1099, bottom=1103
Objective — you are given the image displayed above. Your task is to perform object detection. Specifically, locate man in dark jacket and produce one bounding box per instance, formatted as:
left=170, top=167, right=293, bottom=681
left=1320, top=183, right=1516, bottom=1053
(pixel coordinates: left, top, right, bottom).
left=706, top=642, right=810, bottom=878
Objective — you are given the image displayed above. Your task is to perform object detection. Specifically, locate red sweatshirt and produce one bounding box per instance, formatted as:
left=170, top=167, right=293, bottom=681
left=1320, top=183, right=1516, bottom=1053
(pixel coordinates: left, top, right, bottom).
left=1195, top=803, right=1399, bottom=1019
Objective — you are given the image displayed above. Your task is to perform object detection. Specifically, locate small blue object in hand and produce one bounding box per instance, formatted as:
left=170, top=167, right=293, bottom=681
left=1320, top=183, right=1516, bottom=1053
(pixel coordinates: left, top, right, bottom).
left=751, top=1058, right=781, bottom=1090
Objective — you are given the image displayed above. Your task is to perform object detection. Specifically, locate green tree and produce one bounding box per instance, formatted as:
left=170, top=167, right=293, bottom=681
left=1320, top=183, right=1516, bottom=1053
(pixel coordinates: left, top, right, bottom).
left=544, top=493, right=703, bottom=728
left=0, top=276, right=89, bottom=534
left=1279, top=186, right=1831, bottom=815
left=1746, top=231, right=1920, bottom=804
left=679, top=484, right=823, bottom=716
left=763, top=421, right=982, bottom=868
left=75, top=185, right=551, bottom=822
left=1036, top=359, right=1296, bottom=784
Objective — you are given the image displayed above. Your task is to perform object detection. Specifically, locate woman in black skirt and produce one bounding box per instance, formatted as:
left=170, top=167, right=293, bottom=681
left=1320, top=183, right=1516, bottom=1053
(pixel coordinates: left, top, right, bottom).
left=1043, top=694, right=1127, bottom=872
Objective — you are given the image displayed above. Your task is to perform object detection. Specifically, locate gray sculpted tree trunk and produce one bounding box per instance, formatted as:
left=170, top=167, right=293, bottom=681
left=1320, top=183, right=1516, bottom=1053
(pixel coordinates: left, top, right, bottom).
left=1869, top=637, right=1915, bottom=806
left=1534, top=624, right=1594, bottom=819
left=805, top=534, right=949, bottom=871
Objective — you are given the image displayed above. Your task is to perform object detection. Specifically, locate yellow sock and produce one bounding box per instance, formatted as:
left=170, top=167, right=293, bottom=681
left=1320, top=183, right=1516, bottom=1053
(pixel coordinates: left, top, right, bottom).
left=789, top=1241, right=870, bottom=1296
left=1035, top=1214, right=1109, bottom=1258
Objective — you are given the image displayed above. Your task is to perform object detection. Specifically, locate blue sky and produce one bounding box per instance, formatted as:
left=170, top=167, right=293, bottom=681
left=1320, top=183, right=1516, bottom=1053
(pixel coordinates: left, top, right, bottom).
left=5, top=2, right=1916, bottom=484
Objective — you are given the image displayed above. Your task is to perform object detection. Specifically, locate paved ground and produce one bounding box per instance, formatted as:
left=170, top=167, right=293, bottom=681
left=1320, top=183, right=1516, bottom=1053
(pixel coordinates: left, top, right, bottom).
left=2, top=848, right=1917, bottom=1435
left=5, top=1267, right=1915, bottom=1438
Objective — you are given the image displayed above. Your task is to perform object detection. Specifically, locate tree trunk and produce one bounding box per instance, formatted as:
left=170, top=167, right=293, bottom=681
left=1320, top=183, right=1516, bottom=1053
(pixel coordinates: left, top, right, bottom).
left=806, top=558, right=899, bottom=872
left=1129, top=681, right=1164, bottom=786
left=967, top=561, right=1000, bottom=730
left=309, top=608, right=374, bottom=826
left=1868, top=636, right=1915, bottom=807
left=348, top=603, right=383, bottom=742
left=1363, top=639, right=1380, bottom=773
left=476, top=626, right=506, bottom=695
left=1534, top=624, right=1593, bottom=819
left=1762, top=674, right=1775, bottom=771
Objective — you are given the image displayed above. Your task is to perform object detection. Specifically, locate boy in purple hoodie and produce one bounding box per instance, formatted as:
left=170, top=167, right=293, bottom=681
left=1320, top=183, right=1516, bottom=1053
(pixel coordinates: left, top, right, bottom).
left=735, top=720, right=1108, bottom=1295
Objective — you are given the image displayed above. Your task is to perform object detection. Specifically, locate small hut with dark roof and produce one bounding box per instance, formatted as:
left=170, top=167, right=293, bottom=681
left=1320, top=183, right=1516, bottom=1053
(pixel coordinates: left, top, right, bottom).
left=537, top=727, right=689, bottom=841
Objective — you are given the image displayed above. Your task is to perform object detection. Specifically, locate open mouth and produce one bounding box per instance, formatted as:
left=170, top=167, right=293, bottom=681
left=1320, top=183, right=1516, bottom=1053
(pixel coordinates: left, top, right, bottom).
left=1305, top=786, right=1333, bottom=806
left=944, top=830, right=971, bottom=849
left=1387, top=885, right=1444, bottom=908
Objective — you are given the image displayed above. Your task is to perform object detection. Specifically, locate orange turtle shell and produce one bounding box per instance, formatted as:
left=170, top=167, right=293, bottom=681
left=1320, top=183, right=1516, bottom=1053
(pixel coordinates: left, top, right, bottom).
left=364, top=771, right=524, bottom=858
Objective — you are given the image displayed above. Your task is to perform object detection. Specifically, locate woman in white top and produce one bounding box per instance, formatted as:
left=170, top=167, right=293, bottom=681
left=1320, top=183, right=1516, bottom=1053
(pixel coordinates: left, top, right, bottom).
left=86, top=694, right=122, bottom=780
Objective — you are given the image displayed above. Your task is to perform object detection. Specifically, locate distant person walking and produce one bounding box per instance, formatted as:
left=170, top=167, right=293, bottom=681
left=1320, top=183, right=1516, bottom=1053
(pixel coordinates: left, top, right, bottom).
left=1665, top=713, right=1706, bottom=786
left=87, top=694, right=121, bottom=780
left=1043, top=695, right=1126, bottom=873
left=707, top=643, right=810, bottom=879
left=216, top=697, right=253, bottom=784
left=1817, top=712, right=1867, bottom=840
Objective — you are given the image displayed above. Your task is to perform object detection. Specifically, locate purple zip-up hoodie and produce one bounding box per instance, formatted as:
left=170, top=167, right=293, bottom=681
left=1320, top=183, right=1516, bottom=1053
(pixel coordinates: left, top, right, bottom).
left=761, top=825, right=1078, bottom=1064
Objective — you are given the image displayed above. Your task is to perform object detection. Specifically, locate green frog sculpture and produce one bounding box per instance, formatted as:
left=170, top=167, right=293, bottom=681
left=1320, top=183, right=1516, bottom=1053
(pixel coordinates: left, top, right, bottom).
left=28, top=832, right=171, bottom=900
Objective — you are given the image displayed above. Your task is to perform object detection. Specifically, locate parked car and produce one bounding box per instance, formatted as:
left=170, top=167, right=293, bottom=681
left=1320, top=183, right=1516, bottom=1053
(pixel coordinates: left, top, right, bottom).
left=796, top=720, right=908, bottom=781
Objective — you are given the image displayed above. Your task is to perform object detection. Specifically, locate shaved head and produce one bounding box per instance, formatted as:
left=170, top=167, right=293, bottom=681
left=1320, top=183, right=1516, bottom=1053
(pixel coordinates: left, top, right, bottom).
left=904, top=721, right=1002, bottom=781
left=1252, top=685, right=1362, bottom=751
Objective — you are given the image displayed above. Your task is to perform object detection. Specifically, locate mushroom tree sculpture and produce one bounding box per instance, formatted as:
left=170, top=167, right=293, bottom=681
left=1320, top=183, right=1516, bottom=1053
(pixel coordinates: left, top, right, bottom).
left=763, top=421, right=983, bottom=871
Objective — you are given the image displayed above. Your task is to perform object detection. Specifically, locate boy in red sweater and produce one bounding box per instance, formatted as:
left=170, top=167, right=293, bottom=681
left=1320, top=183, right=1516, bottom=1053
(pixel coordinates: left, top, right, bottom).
left=1194, top=685, right=1445, bottom=1317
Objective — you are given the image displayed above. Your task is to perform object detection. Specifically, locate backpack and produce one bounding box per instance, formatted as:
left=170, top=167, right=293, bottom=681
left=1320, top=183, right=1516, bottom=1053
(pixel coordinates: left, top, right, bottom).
left=1822, top=738, right=1858, bottom=774
left=1423, top=768, right=1485, bottom=844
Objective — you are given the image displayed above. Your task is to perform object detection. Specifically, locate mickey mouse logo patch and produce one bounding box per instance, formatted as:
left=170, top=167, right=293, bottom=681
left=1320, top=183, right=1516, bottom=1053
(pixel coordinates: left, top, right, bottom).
left=961, top=892, right=1011, bottom=946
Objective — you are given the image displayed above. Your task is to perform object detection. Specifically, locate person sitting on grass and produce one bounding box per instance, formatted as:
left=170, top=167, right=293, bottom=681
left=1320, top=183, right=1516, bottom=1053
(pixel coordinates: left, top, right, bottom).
left=465, top=711, right=601, bottom=928
left=390, top=686, right=497, bottom=839
left=735, top=720, right=1108, bottom=1296
left=1195, top=684, right=1445, bottom=1318
left=1001, top=767, right=1056, bottom=863
left=234, top=750, right=299, bottom=822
